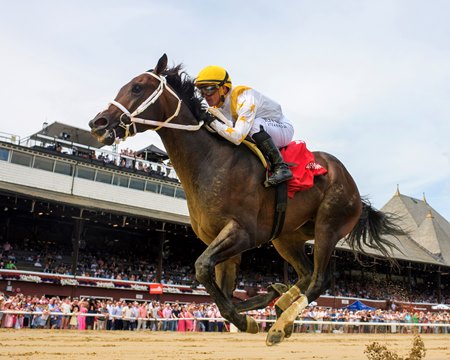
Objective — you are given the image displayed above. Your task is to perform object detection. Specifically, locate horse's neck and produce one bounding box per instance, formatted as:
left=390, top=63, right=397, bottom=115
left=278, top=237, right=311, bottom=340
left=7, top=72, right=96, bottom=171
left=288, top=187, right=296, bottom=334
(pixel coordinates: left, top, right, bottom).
left=161, top=130, right=208, bottom=173
left=158, top=113, right=227, bottom=187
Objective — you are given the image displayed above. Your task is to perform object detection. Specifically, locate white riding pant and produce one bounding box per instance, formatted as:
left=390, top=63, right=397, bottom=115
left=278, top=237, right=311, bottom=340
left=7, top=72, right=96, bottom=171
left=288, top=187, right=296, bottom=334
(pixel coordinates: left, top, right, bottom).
left=250, top=116, right=294, bottom=148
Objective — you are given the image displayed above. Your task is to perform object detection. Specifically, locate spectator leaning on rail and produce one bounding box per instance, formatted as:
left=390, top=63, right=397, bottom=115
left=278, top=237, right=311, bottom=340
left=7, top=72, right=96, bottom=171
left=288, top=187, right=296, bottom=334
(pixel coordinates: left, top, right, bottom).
left=194, top=65, right=294, bottom=187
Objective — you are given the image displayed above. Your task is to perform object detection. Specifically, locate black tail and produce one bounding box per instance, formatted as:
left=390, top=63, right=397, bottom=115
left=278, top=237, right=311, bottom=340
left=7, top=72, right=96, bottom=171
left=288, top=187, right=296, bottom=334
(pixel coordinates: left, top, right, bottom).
left=346, top=198, right=406, bottom=267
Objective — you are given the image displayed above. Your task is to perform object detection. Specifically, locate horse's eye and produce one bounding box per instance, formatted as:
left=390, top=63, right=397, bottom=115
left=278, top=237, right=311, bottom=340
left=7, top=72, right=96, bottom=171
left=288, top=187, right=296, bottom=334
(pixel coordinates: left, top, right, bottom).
left=132, top=84, right=142, bottom=94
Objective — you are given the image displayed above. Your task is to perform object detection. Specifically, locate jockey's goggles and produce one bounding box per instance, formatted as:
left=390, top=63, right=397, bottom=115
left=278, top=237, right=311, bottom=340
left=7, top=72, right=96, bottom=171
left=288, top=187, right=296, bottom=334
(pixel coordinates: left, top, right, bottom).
left=198, top=85, right=219, bottom=97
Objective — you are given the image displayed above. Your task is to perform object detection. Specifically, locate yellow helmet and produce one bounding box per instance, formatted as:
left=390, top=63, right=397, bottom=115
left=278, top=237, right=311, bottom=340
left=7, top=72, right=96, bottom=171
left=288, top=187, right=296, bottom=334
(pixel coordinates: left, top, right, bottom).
left=194, top=65, right=232, bottom=89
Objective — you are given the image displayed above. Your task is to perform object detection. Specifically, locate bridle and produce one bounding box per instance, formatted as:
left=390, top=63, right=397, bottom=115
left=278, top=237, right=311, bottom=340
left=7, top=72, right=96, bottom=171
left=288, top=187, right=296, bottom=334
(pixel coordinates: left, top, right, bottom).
left=107, top=71, right=204, bottom=141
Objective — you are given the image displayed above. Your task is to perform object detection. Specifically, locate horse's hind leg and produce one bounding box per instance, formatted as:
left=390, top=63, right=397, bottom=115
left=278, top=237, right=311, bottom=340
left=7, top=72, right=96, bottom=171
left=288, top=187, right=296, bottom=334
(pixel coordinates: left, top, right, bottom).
left=235, top=231, right=312, bottom=313
left=304, top=192, right=361, bottom=304
left=271, top=232, right=313, bottom=311
left=267, top=189, right=361, bottom=345
left=235, top=283, right=288, bottom=313
left=266, top=232, right=313, bottom=339
left=266, top=294, right=309, bottom=346
left=267, top=228, right=338, bottom=346
left=195, top=219, right=259, bottom=333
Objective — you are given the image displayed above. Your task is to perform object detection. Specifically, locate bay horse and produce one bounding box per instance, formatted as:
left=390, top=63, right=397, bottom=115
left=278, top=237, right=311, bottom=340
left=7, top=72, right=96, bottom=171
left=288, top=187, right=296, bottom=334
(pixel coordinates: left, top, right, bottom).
left=89, top=54, right=404, bottom=345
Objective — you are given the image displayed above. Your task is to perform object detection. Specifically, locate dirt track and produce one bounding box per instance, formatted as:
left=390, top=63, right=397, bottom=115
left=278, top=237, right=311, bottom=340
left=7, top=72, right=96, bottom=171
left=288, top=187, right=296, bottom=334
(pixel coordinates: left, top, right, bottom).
left=0, top=330, right=448, bottom=359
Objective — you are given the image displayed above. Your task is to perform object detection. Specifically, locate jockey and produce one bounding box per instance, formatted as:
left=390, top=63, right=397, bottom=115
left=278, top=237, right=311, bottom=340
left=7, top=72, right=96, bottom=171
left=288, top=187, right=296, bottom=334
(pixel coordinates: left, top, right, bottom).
left=194, top=65, right=293, bottom=186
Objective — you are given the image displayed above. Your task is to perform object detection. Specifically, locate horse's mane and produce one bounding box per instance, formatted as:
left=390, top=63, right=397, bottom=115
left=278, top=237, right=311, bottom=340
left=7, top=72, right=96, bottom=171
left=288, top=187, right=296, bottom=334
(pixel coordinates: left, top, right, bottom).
left=162, top=65, right=209, bottom=122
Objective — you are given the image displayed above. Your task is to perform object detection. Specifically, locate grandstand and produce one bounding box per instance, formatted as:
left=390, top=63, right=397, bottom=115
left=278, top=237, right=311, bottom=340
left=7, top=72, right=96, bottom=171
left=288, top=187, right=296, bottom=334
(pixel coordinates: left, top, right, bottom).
left=0, top=122, right=449, bottom=310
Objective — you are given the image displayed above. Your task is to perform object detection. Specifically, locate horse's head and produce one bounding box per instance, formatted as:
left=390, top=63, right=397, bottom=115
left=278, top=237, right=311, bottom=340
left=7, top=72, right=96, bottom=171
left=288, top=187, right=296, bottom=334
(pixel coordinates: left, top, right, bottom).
left=89, top=54, right=183, bottom=145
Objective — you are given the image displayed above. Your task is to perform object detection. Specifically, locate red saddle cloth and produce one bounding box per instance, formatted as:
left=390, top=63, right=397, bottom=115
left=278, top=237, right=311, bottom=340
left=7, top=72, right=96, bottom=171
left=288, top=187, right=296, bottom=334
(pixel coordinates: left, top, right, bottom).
left=280, top=140, right=328, bottom=199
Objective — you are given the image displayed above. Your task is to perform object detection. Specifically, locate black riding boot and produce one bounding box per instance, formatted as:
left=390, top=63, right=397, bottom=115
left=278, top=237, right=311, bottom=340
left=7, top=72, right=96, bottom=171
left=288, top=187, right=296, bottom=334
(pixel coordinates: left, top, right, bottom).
left=252, top=128, right=293, bottom=187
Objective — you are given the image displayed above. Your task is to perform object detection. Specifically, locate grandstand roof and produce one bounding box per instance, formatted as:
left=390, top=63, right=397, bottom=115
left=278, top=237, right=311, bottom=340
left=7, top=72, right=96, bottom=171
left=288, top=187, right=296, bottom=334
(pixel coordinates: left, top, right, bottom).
left=381, top=188, right=450, bottom=267
left=136, top=144, right=169, bottom=161
left=28, top=121, right=104, bottom=148
left=335, top=188, right=450, bottom=267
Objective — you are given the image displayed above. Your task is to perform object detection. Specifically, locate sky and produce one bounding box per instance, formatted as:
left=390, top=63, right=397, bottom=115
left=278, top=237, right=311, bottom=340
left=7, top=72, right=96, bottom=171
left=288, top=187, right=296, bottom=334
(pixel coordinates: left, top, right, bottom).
left=0, top=0, right=449, bottom=220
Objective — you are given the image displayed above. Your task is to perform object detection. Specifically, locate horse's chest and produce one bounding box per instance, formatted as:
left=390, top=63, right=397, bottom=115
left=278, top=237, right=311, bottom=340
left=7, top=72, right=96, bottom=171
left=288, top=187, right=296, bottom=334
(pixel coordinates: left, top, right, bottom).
left=187, top=176, right=230, bottom=208
left=186, top=197, right=229, bottom=244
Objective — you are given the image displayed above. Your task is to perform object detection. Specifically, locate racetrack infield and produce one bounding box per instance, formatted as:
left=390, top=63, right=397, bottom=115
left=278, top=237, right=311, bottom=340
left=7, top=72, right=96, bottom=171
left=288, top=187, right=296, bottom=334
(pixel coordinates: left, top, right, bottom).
left=0, top=330, right=448, bottom=359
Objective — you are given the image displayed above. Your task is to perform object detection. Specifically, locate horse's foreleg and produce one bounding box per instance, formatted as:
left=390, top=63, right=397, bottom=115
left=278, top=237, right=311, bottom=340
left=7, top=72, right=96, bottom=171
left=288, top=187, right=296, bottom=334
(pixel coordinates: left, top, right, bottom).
left=195, top=220, right=258, bottom=334
left=216, top=257, right=287, bottom=313
left=215, top=256, right=240, bottom=299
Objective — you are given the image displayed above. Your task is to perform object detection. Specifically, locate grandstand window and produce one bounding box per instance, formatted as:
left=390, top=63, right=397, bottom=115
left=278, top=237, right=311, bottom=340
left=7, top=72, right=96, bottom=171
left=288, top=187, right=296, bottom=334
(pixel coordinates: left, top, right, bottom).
left=129, top=178, right=145, bottom=191
left=11, top=151, right=32, bottom=167
left=76, top=166, right=95, bottom=180
left=175, top=187, right=186, bottom=199
left=160, top=184, right=175, bottom=197
left=145, top=181, right=161, bottom=194
left=33, top=156, right=55, bottom=172
left=0, top=148, right=9, bottom=161
left=113, top=174, right=129, bottom=187
left=54, top=161, right=73, bottom=176
left=95, top=170, right=113, bottom=184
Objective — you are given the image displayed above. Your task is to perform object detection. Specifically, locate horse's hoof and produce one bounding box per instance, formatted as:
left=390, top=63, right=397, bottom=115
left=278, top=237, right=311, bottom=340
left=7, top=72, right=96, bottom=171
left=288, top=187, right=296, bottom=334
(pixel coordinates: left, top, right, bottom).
left=284, top=323, right=294, bottom=338
left=268, top=283, right=288, bottom=296
left=266, top=329, right=285, bottom=346
left=245, top=315, right=259, bottom=334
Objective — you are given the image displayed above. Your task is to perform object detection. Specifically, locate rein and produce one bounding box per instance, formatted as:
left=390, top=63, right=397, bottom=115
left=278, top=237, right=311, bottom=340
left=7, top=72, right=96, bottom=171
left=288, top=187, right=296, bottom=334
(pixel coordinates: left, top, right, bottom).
left=108, top=72, right=203, bottom=140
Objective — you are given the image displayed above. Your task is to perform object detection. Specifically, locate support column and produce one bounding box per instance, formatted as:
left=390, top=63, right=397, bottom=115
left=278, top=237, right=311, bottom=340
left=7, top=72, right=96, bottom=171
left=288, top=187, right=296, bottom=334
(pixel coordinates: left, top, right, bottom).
left=71, top=217, right=83, bottom=298
left=3, top=218, right=11, bottom=244
left=436, top=268, right=442, bottom=304
left=407, top=263, right=412, bottom=293
left=156, top=222, right=166, bottom=284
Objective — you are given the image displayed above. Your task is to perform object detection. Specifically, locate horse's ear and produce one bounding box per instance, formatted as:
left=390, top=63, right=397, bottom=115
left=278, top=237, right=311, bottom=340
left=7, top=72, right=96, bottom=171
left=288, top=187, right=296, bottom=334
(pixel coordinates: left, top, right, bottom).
left=155, top=54, right=168, bottom=75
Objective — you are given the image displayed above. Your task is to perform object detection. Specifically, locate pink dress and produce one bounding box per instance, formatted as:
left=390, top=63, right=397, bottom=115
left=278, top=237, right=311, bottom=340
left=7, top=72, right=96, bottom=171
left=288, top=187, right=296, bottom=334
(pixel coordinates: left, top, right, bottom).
left=185, top=311, right=194, bottom=331
left=78, top=306, right=87, bottom=330
left=177, top=312, right=186, bottom=332
left=3, top=313, right=14, bottom=328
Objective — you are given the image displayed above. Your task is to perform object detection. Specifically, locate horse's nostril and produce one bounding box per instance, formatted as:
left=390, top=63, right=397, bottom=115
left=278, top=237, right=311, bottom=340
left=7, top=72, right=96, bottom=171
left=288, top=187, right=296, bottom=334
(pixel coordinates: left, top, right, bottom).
left=94, top=117, right=108, bottom=127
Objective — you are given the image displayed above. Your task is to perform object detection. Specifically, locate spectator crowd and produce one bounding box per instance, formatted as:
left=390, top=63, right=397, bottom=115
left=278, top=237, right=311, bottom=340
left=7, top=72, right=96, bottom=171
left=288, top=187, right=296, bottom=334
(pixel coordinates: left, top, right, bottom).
left=0, top=293, right=226, bottom=332
left=0, top=293, right=448, bottom=334
left=45, top=141, right=178, bottom=181
left=2, top=239, right=449, bottom=306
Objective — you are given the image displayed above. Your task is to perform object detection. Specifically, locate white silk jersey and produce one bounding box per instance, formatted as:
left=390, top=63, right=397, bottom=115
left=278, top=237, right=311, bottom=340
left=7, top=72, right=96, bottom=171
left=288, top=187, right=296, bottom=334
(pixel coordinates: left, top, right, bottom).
left=209, top=86, right=293, bottom=147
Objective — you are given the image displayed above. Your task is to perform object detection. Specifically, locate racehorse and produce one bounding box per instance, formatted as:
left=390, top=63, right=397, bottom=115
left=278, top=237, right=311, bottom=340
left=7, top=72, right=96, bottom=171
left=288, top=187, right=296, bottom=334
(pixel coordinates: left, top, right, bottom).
left=89, top=54, right=404, bottom=345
